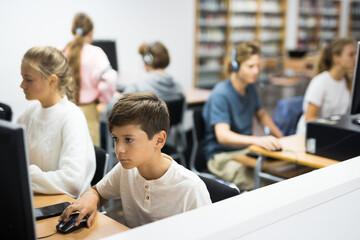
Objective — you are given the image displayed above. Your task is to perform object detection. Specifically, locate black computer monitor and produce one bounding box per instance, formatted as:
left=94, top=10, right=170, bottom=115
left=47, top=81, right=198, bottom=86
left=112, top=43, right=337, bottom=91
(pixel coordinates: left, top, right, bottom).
left=0, top=107, right=4, bottom=120
left=92, top=40, right=119, bottom=72
left=350, top=41, right=360, bottom=114
left=0, top=120, right=36, bottom=239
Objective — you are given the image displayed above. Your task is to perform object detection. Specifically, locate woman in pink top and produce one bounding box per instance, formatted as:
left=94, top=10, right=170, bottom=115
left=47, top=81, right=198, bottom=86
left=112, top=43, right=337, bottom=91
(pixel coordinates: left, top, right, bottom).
left=63, top=12, right=117, bottom=146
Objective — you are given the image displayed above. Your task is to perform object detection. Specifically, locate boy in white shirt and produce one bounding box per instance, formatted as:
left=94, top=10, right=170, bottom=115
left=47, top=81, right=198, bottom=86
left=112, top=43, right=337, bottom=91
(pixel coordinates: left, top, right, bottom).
left=59, top=92, right=211, bottom=228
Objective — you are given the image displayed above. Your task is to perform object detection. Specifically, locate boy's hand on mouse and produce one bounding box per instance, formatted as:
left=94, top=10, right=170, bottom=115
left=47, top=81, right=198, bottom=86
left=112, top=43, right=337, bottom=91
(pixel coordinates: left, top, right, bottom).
left=254, top=136, right=282, bottom=151
left=58, top=188, right=100, bottom=228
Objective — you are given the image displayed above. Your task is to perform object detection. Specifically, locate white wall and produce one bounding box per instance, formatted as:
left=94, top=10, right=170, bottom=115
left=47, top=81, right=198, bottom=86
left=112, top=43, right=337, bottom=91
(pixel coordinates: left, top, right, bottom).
left=0, top=0, right=195, bottom=121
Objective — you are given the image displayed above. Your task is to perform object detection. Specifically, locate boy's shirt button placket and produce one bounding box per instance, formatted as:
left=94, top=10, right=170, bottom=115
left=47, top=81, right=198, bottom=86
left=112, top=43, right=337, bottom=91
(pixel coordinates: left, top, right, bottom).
left=144, top=183, right=151, bottom=209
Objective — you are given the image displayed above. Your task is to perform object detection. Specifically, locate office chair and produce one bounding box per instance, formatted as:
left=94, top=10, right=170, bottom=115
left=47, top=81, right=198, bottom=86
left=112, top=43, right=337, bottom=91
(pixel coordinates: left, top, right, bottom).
left=273, top=96, right=304, bottom=136
left=189, top=108, right=239, bottom=191
left=199, top=176, right=240, bottom=203
left=92, top=146, right=110, bottom=213
left=0, top=103, right=12, bottom=121
left=189, top=108, right=215, bottom=179
left=91, top=146, right=110, bottom=186
left=162, top=94, right=187, bottom=167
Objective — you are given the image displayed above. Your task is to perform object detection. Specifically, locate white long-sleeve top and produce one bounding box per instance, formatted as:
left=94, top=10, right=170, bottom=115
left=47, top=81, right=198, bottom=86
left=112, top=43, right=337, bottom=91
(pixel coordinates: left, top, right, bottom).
left=17, top=96, right=96, bottom=198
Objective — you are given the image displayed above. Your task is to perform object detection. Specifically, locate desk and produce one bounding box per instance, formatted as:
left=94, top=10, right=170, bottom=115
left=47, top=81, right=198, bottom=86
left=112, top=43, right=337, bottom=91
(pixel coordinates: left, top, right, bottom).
left=244, top=134, right=339, bottom=188
left=35, top=194, right=129, bottom=240
left=233, top=154, right=314, bottom=180
left=184, top=88, right=211, bottom=107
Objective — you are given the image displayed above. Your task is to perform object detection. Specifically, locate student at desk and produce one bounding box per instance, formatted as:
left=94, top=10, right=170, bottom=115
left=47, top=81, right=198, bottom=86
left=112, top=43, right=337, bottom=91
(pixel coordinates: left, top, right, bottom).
left=60, top=93, right=211, bottom=228
left=202, top=41, right=283, bottom=191
left=17, top=46, right=95, bottom=198
left=296, top=37, right=356, bottom=134
left=103, top=42, right=185, bottom=153
left=63, top=12, right=117, bottom=147
left=123, top=41, right=184, bottom=100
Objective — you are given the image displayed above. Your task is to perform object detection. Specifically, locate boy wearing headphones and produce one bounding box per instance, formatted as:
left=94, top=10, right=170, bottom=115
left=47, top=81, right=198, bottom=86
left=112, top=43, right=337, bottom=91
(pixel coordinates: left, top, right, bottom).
left=202, top=41, right=283, bottom=191
left=123, top=41, right=183, bottom=101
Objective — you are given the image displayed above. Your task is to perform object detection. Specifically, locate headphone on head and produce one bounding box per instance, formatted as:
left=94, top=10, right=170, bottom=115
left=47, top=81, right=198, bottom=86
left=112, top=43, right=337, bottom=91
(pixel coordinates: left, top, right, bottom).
left=143, top=41, right=159, bottom=66
left=231, top=48, right=239, bottom=72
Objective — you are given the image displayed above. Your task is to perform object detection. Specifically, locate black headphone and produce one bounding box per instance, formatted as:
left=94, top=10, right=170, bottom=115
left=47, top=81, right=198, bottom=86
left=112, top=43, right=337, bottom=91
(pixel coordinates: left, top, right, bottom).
left=143, top=41, right=159, bottom=66
left=231, top=48, right=239, bottom=71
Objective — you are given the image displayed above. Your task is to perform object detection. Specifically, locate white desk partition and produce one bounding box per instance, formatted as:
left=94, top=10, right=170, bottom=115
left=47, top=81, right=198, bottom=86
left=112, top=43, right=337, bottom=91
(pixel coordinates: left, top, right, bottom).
left=102, top=156, right=360, bottom=240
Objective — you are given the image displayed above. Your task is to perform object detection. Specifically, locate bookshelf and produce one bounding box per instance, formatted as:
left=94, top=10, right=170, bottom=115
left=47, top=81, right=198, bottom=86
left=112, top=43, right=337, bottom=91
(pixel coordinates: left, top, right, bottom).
left=194, top=0, right=229, bottom=88
left=194, top=0, right=286, bottom=88
left=349, top=1, right=360, bottom=41
left=297, top=0, right=341, bottom=52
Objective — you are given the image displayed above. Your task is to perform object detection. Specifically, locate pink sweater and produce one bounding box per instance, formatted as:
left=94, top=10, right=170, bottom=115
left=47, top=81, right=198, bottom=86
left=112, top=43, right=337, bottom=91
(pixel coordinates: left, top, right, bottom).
left=64, top=43, right=117, bottom=104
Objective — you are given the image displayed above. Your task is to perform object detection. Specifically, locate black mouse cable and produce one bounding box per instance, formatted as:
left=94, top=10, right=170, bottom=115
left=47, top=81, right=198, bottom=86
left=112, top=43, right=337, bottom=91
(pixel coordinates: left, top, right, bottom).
left=37, top=230, right=59, bottom=239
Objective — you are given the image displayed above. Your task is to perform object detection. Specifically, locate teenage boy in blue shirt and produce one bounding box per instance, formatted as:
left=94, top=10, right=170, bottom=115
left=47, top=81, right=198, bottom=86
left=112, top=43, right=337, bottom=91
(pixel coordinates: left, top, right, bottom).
left=203, top=41, right=283, bottom=191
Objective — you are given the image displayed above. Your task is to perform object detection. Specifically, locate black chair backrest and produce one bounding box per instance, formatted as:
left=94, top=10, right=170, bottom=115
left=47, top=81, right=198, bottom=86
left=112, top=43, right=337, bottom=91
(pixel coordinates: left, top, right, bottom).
left=165, top=95, right=186, bottom=127
left=193, top=107, right=206, bottom=142
left=92, top=146, right=107, bottom=186
left=0, top=103, right=12, bottom=121
left=161, top=94, right=187, bottom=167
left=199, top=175, right=239, bottom=203
left=192, top=108, right=208, bottom=172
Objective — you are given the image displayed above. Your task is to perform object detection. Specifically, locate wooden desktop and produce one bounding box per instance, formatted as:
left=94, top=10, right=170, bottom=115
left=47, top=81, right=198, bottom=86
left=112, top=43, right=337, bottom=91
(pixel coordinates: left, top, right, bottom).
left=248, top=134, right=338, bottom=168
left=234, top=134, right=339, bottom=189
left=184, top=87, right=211, bottom=107
left=34, top=194, right=129, bottom=240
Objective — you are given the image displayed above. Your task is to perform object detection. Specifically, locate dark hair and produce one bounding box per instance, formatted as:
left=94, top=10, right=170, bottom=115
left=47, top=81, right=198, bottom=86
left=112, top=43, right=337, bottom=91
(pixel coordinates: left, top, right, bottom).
left=138, top=41, right=170, bottom=69
left=66, top=12, right=94, bottom=103
left=227, top=41, right=261, bottom=75
left=108, top=92, right=170, bottom=139
left=22, top=46, right=74, bottom=101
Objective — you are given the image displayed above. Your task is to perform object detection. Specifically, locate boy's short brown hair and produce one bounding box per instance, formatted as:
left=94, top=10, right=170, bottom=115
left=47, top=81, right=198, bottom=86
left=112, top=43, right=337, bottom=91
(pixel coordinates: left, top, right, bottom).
left=108, top=92, right=170, bottom=139
left=227, top=41, right=261, bottom=75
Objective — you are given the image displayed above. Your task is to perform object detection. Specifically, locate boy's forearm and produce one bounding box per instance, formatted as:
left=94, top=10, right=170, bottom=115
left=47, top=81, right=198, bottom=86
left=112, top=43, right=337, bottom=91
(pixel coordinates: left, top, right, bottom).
left=90, top=185, right=108, bottom=207
left=79, top=187, right=100, bottom=208
left=264, top=119, right=283, bottom=138
left=258, top=111, right=283, bottom=138
left=215, top=123, right=258, bottom=147
left=217, top=128, right=257, bottom=147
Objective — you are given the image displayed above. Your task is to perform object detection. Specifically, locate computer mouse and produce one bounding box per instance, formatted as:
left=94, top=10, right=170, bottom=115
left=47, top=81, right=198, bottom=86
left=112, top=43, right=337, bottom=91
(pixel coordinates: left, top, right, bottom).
left=56, top=213, right=87, bottom=234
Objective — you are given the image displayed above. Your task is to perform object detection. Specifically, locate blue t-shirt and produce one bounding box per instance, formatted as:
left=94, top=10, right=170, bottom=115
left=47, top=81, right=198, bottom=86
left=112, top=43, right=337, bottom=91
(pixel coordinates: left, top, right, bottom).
left=202, top=79, right=261, bottom=161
